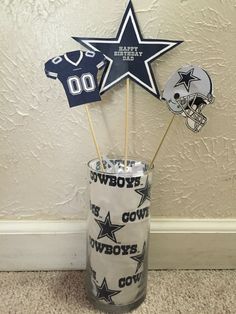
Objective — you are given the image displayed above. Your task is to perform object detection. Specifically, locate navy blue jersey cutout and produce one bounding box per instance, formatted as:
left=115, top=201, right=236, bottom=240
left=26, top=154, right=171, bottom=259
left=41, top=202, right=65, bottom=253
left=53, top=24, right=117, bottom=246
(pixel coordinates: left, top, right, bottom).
left=45, top=50, right=106, bottom=107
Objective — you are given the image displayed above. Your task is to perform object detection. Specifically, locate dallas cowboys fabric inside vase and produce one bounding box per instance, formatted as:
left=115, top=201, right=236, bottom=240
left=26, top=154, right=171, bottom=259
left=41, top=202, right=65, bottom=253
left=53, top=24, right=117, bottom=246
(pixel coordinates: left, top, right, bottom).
left=86, top=158, right=152, bottom=312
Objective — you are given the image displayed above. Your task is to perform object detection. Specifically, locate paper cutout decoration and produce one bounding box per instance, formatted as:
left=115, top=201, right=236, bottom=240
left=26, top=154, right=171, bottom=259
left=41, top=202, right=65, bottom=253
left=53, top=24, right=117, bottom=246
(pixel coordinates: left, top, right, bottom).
left=73, top=1, right=183, bottom=99
left=163, top=65, right=215, bottom=132
left=45, top=50, right=106, bottom=107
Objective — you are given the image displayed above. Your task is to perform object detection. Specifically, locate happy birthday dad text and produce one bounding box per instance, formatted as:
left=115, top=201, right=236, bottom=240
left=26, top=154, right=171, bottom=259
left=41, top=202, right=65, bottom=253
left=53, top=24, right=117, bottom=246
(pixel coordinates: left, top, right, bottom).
left=114, top=46, right=143, bottom=61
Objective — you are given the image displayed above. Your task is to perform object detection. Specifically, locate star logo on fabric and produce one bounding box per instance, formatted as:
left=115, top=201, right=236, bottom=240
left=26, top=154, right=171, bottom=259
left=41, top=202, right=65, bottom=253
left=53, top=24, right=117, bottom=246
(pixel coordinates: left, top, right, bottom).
left=135, top=178, right=151, bottom=207
left=73, top=1, right=182, bottom=99
left=95, top=212, right=125, bottom=243
left=131, top=242, right=146, bottom=273
left=95, top=278, right=121, bottom=304
left=174, top=68, right=200, bottom=92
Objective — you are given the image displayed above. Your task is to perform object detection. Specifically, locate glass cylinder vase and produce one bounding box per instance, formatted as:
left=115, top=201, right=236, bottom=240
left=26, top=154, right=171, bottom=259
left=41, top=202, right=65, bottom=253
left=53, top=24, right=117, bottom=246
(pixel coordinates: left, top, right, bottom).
left=86, top=158, right=153, bottom=313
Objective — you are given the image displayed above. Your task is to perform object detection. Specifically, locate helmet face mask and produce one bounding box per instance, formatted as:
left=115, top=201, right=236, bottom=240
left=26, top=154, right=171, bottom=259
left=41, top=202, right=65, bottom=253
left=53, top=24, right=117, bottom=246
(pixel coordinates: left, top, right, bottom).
left=163, top=65, right=214, bottom=132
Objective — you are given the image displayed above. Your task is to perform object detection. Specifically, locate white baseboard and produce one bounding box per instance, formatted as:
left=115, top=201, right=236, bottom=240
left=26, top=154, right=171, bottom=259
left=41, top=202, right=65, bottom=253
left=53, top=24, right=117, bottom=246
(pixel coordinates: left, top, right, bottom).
left=0, top=219, right=236, bottom=271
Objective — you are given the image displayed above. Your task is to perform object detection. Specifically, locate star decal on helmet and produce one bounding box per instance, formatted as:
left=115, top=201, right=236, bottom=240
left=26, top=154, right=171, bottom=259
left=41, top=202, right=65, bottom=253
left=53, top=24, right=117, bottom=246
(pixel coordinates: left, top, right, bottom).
left=95, top=212, right=125, bottom=243
left=174, top=68, right=200, bottom=92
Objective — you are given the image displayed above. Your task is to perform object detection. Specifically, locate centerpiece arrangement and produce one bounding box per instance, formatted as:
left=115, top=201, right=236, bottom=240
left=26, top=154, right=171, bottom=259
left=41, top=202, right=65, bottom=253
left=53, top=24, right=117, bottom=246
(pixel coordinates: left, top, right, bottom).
left=44, top=1, right=214, bottom=312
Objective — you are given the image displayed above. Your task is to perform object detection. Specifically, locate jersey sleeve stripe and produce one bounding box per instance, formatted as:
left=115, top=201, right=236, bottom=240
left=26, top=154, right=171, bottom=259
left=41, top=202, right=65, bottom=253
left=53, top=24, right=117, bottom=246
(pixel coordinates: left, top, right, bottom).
left=45, top=71, right=58, bottom=79
left=97, top=61, right=105, bottom=69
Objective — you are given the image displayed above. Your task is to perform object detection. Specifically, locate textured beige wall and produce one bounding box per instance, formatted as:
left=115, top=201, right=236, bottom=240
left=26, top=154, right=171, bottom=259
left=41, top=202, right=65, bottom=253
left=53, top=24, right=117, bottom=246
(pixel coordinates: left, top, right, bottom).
left=0, top=0, right=235, bottom=219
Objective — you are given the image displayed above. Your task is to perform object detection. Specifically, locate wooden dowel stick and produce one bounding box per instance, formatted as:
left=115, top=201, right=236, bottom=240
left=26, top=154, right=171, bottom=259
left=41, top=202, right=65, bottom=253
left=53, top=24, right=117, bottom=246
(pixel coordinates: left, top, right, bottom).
left=85, top=105, right=104, bottom=172
left=124, top=78, right=130, bottom=169
left=150, top=115, right=175, bottom=169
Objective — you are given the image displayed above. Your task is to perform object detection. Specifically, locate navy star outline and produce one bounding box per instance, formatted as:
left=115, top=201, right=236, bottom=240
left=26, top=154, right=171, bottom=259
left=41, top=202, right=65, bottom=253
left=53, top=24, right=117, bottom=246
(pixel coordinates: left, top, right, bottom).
left=73, top=1, right=183, bottom=99
left=131, top=242, right=146, bottom=273
left=95, top=278, right=121, bottom=304
left=95, top=212, right=125, bottom=243
left=174, top=68, right=200, bottom=92
left=135, top=178, right=151, bottom=208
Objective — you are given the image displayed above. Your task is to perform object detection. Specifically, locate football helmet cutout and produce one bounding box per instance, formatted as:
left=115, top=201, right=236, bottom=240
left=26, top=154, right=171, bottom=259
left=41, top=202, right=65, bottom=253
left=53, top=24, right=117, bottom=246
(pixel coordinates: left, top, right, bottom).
left=163, top=65, right=214, bottom=132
